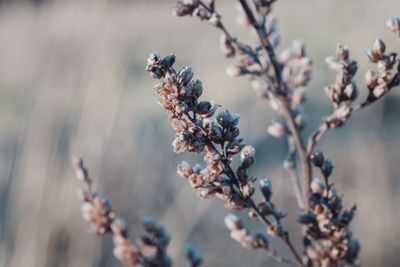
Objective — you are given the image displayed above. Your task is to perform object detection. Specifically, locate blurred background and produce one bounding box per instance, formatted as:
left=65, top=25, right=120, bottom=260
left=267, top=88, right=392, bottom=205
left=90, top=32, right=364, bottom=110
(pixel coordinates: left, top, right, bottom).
left=0, top=0, right=399, bottom=266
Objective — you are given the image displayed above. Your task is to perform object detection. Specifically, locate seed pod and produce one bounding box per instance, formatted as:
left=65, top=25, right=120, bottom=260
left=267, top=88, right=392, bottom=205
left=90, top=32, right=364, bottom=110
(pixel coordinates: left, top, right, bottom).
left=195, top=101, right=212, bottom=114
left=321, top=158, right=333, bottom=178
left=178, top=66, right=194, bottom=85
left=343, top=83, right=358, bottom=101
left=310, top=151, right=324, bottom=167
left=259, top=179, right=272, bottom=201
left=373, top=38, right=386, bottom=56
left=216, top=110, right=240, bottom=128
left=241, top=156, right=255, bottom=169
left=267, top=121, right=287, bottom=138
left=161, top=54, right=176, bottom=68
left=226, top=138, right=244, bottom=155
left=365, top=49, right=381, bottom=63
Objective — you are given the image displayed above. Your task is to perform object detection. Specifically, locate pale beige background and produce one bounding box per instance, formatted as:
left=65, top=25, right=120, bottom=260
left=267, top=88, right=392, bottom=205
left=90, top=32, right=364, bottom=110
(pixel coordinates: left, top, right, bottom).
left=0, top=0, right=399, bottom=266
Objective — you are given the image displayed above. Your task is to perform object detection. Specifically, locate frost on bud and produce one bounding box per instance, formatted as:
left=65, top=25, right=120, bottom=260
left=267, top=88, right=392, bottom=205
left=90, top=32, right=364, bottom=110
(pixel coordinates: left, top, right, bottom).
left=267, top=121, right=287, bottom=138
left=259, top=178, right=273, bottom=201
left=310, top=178, right=325, bottom=195
left=224, top=213, right=243, bottom=231
left=240, top=145, right=255, bottom=162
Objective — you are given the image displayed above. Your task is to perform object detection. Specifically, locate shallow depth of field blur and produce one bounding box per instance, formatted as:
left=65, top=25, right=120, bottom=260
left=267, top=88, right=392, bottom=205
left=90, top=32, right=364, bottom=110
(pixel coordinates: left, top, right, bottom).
left=0, top=0, right=399, bottom=266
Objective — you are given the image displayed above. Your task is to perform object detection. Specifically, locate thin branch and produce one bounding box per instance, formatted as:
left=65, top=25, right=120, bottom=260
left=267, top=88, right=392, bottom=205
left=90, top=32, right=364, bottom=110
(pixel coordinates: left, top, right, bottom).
left=237, top=0, right=312, bottom=208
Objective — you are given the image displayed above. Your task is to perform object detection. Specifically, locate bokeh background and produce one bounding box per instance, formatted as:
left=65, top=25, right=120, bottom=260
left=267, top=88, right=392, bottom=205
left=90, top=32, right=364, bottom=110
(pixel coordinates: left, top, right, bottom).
left=0, top=0, right=399, bottom=266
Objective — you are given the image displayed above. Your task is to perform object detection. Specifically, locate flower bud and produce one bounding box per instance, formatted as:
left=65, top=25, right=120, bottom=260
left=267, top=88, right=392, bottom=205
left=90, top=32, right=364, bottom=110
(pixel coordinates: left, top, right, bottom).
left=336, top=44, right=349, bottom=61
left=321, top=158, right=333, bottom=178
left=267, top=121, right=287, bottom=138
left=178, top=66, right=194, bottom=85
left=386, top=17, right=400, bottom=33
left=365, top=70, right=378, bottom=90
left=240, top=145, right=255, bottom=162
left=310, top=178, right=325, bottom=195
left=224, top=213, right=243, bottom=231
left=310, top=151, right=324, bottom=167
left=373, top=38, right=386, bottom=56
left=259, top=178, right=272, bottom=201
left=226, top=65, right=246, bottom=77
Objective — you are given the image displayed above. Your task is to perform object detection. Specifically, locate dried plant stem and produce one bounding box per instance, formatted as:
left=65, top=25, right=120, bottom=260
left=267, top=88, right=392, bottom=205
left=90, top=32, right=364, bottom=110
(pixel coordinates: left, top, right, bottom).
left=191, top=110, right=304, bottom=266
left=308, top=68, right=400, bottom=155
left=249, top=200, right=304, bottom=266
left=237, top=0, right=312, bottom=207
left=307, top=123, right=328, bottom=156
left=237, top=0, right=283, bottom=90
left=287, top=138, right=305, bottom=210
left=280, top=99, right=312, bottom=208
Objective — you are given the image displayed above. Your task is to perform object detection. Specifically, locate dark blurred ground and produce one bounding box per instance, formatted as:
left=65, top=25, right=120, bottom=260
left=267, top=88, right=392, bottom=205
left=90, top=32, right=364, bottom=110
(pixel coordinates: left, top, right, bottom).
left=0, top=0, right=399, bottom=266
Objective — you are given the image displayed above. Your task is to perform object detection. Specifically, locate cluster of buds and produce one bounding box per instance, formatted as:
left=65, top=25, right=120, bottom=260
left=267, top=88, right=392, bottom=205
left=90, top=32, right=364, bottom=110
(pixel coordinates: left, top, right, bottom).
left=147, top=54, right=300, bottom=264
left=365, top=38, right=400, bottom=102
left=137, top=217, right=172, bottom=267
left=72, top=157, right=183, bottom=267
left=224, top=213, right=269, bottom=250
left=224, top=213, right=293, bottom=265
left=173, top=0, right=220, bottom=27
left=147, top=53, right=260, bottom=211
left=251, top=179, right=287, bottom=237
left=298, top=152, right=360, bottom=266
left=280, top=40, right=312, bottom=89
left=386, top=17, right=400, bottom=37
left=324, top=44, right=359, bottom=128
